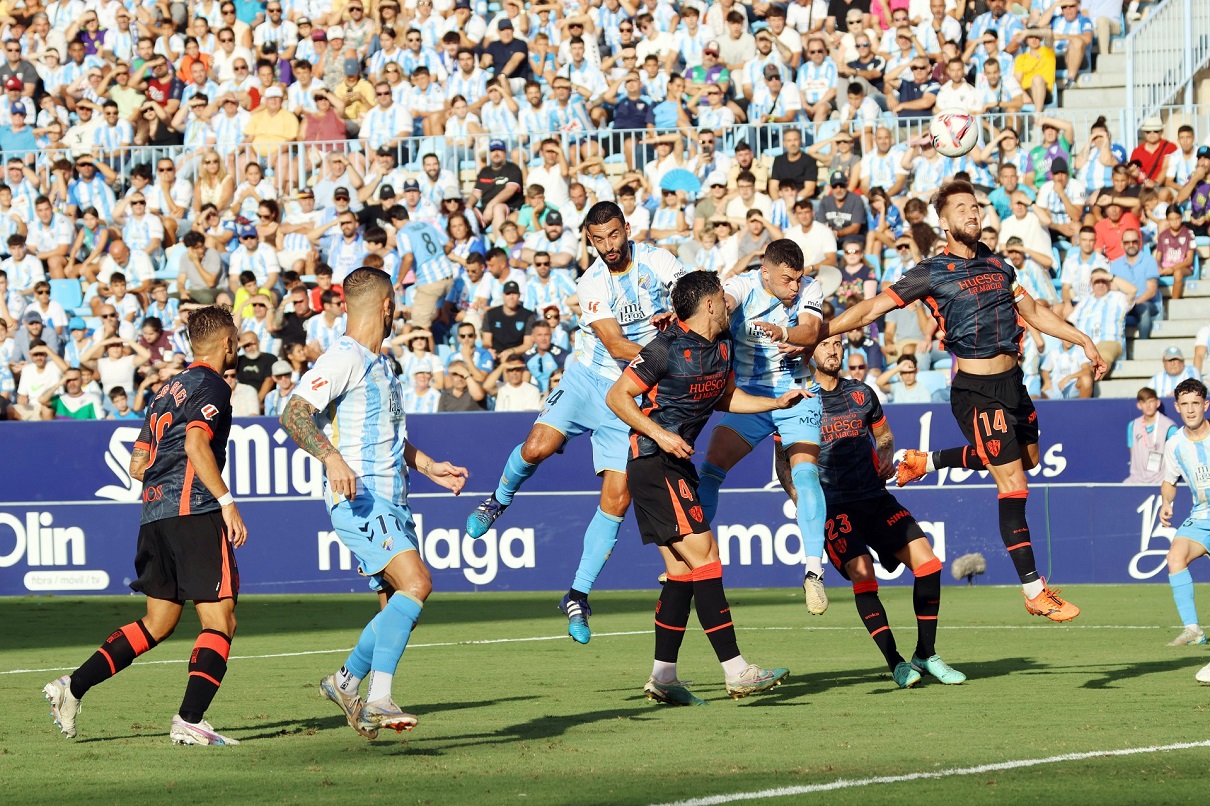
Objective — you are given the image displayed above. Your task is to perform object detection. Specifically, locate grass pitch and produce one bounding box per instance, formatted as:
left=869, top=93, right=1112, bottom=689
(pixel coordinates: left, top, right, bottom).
left=4, top=585, right=1210, bottom=805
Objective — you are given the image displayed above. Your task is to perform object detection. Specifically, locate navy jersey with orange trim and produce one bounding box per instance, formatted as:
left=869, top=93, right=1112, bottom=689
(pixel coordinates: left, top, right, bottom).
left=134, top=363, right=233, bottom=525
left=818, top=379, right=887, bottom=504
left=887, top=242, right=1025, bottom=359
left=623, top=322, right=734, bottom=459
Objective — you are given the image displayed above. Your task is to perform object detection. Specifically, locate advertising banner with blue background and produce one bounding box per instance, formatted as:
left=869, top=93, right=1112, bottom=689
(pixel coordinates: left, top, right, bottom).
left=0, top=400, right=1180, bottom=596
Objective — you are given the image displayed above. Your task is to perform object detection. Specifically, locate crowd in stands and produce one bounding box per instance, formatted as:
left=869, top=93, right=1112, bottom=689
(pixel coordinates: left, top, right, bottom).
left=0, top=0, right=1205, bottom=420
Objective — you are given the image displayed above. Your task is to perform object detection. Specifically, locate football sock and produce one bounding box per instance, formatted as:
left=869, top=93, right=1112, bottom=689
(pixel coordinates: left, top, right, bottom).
left=929, top=446, right=986, bottom=473
left=570, top=507, right=623, bottom=595
left=70, top=620, right=158, bottom=699
left=998, top=492, right=1041, bottom=588
left=342, top=617, right=378, bottom=687
left=494, top=444, right=538, bottom=506
left=912, top=558, right=943, bottom=659
left=335, top=665, right=362, bottom=696
left=721, top=655, right=750, bottom=680
left=791, top=462, right=826, bottom=567
left=653, top=575, right=693, bottom=681
left=697, top=462, right=728, bottom=523
left=691, top=561, right=741, bottom=666
left=1170, top=569, right=1199, bottom=627
left=370, top=593, right=424, bottom=677
left=854, top=580, right=903, bottom=670
left=179, top=629, right=230, bottom=724
left=367, top=671, right=393, bottom=703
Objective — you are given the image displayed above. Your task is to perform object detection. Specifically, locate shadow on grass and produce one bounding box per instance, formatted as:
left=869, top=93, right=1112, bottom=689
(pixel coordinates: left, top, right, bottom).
left=430, top=705, right=662, bottom=751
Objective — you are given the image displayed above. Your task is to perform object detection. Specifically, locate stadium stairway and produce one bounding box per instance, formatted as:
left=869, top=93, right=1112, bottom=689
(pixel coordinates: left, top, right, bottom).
left=1098, top=280, right=1210, bottom=398
left=1056, top=40, right=1128, bottom=134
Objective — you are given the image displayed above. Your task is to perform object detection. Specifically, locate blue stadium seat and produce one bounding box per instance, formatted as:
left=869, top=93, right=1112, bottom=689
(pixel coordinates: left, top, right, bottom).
left=49, top=278, right=85, bottom=316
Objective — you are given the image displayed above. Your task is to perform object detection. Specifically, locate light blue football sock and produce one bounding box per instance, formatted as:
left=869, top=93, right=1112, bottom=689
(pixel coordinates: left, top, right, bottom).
left=698, top=462, right=728, bottom=524
left=370, top=593, right=424, bottom=674
left=792, top=461, right=826, bottom=562
left=344, top=619, right=377, bottom=680
left=1170, top=569, right=1199, bottom=627
left=494, top=444, right=538, bottom=506
left=571, top=507, right=623, bottom=595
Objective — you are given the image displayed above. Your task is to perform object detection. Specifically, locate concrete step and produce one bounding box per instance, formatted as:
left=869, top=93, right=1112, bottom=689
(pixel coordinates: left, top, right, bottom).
left=1075, top=70, right=1127, bottom=90
left=1113, top=360, right=1158, bottom=379
left=1184, top=280, right=1210, bottom=298
left=1165, top=298, right=1210, bottom=320
left=1133, top=337, right=1197, bottom=361
left=1099, top=378, right=1151, bottom=398
left=1138, top=320, right=1205, bottom=338
left=1056, top=88, right=1125, bottom=109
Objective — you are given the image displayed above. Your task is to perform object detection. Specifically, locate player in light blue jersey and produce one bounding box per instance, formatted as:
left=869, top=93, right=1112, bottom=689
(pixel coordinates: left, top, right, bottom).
left=395, top=207, right=455, bottom=331
left=465, top=202, right=685, bottom=643
left=696, top=240, right=831, bottom=614
left=281, top=268, right=468, bottom=737
left=1158, top=379, right=1210, bottom=661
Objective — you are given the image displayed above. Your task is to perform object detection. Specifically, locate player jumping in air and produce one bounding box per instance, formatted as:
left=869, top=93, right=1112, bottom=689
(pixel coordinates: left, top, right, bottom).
left=759, top=180, right=1107, bottom=621
left=810, top=332, right=965, bottom=688
left=42, top=306, right=248, bottom=746
left=695, top=239, right=830, bottom=614
left=607, top=270, right=798, bottom=704
left=1157, top=380, right=1210, bottom=662
left=465, top=201, right=684, bottom=644
left=281, top=268, right=468, bottom=737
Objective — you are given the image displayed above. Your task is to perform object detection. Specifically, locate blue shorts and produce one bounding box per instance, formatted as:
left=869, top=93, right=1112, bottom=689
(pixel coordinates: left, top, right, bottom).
left=718, top=393, right=822, bottom=449
left=330, top=494, right=419, bottom=592
left=535, top=361, right=629, bottom=475
left=1175, top=517, right=1210, bottom=553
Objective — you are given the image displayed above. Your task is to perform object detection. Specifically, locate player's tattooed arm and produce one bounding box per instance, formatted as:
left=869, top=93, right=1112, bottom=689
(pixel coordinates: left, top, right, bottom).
left=129, top=446, right=150, bottom=482
left=871, top=418, right=896, bottom=481
left=280, top=396, right=340, bottom=462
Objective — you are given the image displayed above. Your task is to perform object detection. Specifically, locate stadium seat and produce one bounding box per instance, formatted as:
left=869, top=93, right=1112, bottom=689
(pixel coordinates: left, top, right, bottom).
left=49, top=279, right=86, bottom=316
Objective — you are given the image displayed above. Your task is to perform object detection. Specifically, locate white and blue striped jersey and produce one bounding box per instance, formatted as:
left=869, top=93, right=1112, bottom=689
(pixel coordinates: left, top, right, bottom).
left=293, top=336, right=409, bottom=506
left=573, top=241, right=685, bottom=381
left=1150, top=366, right=1202, bottom=400
left=400, top=47, right=446, bottom=81
left=229, top=244, right=279, bottom=287
left=307, top=314, right=347, bottom=351
left=182, top=80, right=221, bottom=107
left=796, top=59, right=837, bottom=105
left=1164, top=428, right=1210, bottom=520
left=525, top=272, right=577, bottom=314
left=1050, top=13, right=1093, bottom=54
left=240, top=317, right=275, bottom=353
left=724, top=270, right=824, bottom=395
left=397, top=221, right=454, bottom=285
left=860, top=150, right=905, bottom=189
left=1071, top=289, right=1129, bottom=348
left=368, top=47, right=405, bottom=79
left=481, top=99, right=519, bottom=136
left=1036, top=178, right=1087, bottom=225
left=402, top=387, right=440, bottom=413
left=447, top=68, right=488, bottom=104
left=67, top=177, right=115, bottom=219
left=1080, top=148, right=1116, bottom=190
left=361, top=104, right=413, bottom=150
left=210, top=109, right=250, bottom=155
left=322, top=234, right=369, bottom=285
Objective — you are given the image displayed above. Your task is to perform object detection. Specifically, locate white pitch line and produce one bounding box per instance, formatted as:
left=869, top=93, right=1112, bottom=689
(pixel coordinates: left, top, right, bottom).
left=0, top=623, right=1171, bottom=677
left=650, top=740, right=1210, bottom=806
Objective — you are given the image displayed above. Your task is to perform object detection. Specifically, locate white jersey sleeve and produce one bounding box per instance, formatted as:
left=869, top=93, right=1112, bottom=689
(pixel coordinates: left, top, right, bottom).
left=796, top=276, right=824, bottom=321
left=1163, top=436, right=1183, bottom=486
left=291, top=339, right=366, bottom=412
left=576, top=267, right=617, bottom=328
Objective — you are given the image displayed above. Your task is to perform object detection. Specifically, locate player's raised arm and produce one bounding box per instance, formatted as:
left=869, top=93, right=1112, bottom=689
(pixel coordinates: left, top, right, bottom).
left=1016, top=288, right=1108, bottom=380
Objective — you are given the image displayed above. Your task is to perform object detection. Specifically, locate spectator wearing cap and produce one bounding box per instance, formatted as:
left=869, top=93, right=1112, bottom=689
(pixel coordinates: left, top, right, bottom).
left=480, top=17, right=530, bottom=94
left=521, top=211, right=578, bottom=272
left=11, top=339, right=60, bottom=420
left=242, top=85, right=297, bottom=182
left=229, top=223, right=281, bottom=296
left=1129, top=117, right=1177, bottom=187
left=62, top=317, right=90, bottom=369
left=262, top=359, right=298, bottom=418
left=308, top=207, right=366, bottom=286
left=482, top=280, right=535, bottom=363
left=448, top=0, right=488, bottom=49
left=1110, top=228, right=1160, bottom=339
left=818, top=170, right=866, bottom=248
left=14, top=308, right=61, bottom=362
left=397, top=178, right=438, bottom=227
left=484, top=357, right=541, bottom=412
left=797, top=35, right=837, bottom=123
left=400, top=365, right=440, bottom=413
left=0, top=101, right=35, bottom=161
left=473, top=139, right=524, bottom=232
left=439, top=359, right=487, bottom=412
left=1156, top=205, right=1195, bottom=299
left=1033, top=157, right=1086, bottom=242
left=1149, top=347, right=1202, bottom=399
left=686, top=40, right=731, bottom=98
left=1069, top=266, right=1135, bottom=368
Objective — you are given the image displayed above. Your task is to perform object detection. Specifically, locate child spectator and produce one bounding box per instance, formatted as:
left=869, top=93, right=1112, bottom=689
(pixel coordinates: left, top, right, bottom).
left=1124, top=386, right=1178, bottom=483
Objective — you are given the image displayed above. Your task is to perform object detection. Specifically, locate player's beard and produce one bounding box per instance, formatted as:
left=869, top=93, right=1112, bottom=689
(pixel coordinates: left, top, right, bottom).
left=382, top=299, right=395, bottom=341
left=602, top=239, right=631, bottom=272
left=948, top=219, right=981, bottom=250
left=817, top=355, right=841, bottom=378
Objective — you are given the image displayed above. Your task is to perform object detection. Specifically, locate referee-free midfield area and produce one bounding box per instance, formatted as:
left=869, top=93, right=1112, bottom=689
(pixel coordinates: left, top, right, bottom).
left=4, top=586, right=1209, bottom=805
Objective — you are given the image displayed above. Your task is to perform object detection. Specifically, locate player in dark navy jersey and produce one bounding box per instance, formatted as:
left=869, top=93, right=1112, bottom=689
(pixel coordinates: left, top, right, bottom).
left=42, top=307, right=249, bottom=747
left=812, top=333, right=965, bottom=688
left=764, top=179, right=1107, bottom=622
left=607, top=270, right=803, bottom=706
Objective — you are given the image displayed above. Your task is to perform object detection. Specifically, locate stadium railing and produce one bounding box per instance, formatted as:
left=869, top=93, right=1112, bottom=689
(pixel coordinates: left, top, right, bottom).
left=1125, top=0, right=1210, bottom=146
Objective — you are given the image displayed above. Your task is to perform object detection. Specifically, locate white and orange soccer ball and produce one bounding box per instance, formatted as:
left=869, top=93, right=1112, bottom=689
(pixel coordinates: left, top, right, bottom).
left=929, top=110, right=979, bottom=158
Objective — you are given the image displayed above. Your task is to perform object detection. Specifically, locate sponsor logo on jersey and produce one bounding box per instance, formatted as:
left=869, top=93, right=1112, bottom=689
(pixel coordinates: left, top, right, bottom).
left=850, top=390, right=865, bottom=406
left=201, top=404, right=219, bottom=421
left=311, top=377, right=329, bottom=391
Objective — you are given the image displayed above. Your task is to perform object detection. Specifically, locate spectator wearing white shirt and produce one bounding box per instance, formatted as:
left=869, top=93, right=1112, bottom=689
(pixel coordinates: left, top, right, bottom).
left=1149, top=346, right=1203, bottom=399
left=876, top=354, right=933, bottom=403
left=360, top=81, right=413, bottom=152
left=1040, top=340, right=1093, bottom=399
left=526, top=139, right=571, bottom=210
left=228, top=224, right=280, bottom=294
left=618, top=187, right=651, bottom=242
left=26, top=281, right=68, bottom=335
left=934, top=58, right=980, bottom=113
left=784, top=199, right=838, bottom=274
left=999, top=191, right=1054, bottom=271
left=1058, top=226, right=1110, bottom=319
left=1033, top=157, right=1086, bottom=243
left=485, top=358, right=541, bottom=411
left=401, top=367, right=441, bottom=413
left=1004, top=237, right=1058, bottom=307
left=2, top=234, right=44, bottom=299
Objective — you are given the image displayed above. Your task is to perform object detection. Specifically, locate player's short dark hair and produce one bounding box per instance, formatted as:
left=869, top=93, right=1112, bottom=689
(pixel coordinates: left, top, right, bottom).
left=1079, top=225, right=1096, bottom=237
left=187, top=305, right=235, bottom=350
left=763, top=239, right=804, bottom=272
left=1174, top=378, right=1207, bottom=402
left=316, top=264, right=333, bottom=277
left=109, top=386, right=127, bottom=401
left=485, top=246, right=507, bottom=262
left=182, top=230, right=204, bottom=248
left=672, top=270, right=722, bottom=320
left=343, top=267, right=392, bottom=305
left=932, top=179, right=978, bottom=214
left=583, top=201, right=626, bottom=230
left=364, top=225, right=387, bottom=246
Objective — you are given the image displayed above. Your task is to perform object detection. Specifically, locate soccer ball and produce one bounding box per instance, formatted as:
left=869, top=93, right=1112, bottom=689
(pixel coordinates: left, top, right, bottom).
left=929, top=110, right=978, bottom=158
